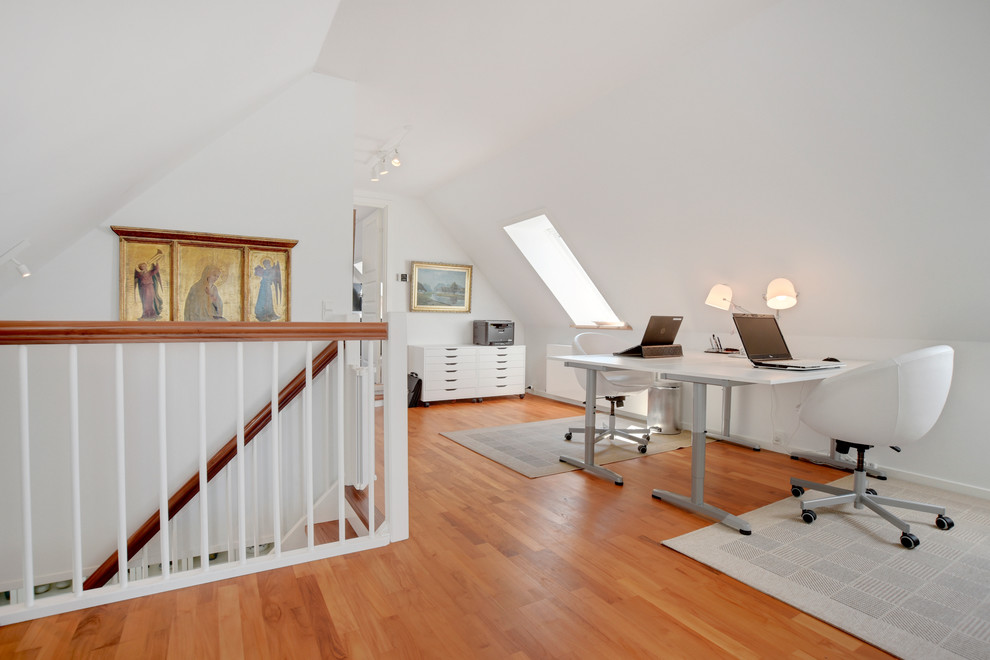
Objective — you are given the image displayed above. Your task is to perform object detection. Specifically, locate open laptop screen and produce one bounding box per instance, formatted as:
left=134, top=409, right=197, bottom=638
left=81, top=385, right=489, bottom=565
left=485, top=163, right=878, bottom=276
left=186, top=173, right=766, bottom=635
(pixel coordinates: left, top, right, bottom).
left=732, top=314, right=792, bottom=361
left=641, top=315, right=682, bottom=346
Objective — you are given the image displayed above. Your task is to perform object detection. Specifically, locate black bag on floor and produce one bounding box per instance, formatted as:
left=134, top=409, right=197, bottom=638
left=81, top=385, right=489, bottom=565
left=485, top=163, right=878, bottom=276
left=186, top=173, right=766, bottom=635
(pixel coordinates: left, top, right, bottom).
left=408, top=372, right=423, bottom=408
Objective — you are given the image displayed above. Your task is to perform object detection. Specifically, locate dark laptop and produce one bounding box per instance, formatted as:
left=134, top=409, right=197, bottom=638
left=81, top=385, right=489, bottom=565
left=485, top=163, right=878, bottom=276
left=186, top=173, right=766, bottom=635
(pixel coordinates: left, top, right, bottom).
left=614, top=315, right=683, bottom=357
left=732, top=314, right=843, bottom=370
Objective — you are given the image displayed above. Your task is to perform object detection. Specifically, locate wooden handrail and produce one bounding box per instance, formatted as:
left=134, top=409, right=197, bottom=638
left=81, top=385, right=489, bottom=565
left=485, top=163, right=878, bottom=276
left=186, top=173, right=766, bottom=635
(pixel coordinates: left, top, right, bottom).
left=83, top=340, right=344, bottom=590
left=0, top=320, right=387, bottom=345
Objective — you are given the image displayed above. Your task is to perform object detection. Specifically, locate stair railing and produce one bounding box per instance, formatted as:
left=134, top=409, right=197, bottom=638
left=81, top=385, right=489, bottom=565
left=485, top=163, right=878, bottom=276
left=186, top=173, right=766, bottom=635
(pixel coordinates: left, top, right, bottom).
left=0, top=317, right=408, bottom=626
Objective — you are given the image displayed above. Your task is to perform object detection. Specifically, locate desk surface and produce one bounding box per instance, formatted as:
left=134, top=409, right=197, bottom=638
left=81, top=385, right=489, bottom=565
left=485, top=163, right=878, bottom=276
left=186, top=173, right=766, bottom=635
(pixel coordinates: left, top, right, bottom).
left=549, top=351, right=866, bottom=386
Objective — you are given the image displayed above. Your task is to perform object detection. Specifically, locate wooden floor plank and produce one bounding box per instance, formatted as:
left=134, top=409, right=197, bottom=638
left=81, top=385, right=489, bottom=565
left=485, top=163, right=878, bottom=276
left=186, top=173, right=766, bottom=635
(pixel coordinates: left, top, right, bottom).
left=1, top=395, right=895, bottom=658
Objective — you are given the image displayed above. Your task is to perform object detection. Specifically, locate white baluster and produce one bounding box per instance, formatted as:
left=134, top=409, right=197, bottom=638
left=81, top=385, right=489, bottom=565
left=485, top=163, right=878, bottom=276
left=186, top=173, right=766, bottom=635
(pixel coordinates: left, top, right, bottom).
left=336, top=342, right=345, bottom=543
left=158, top=343, right=170, bottom=580
left=18, top=346, right=34, bottom=607
left=115, top=344, right=128, bottom=588
left=305, top=342, right=314, bottom=550
left=198, top=343, right=209, bottom=572
left=361, top=361, right=375, bottom=538
left=236, top=343, right=246, bottom=565
left=68, top=345, right=83, bottom=595
left=271, top=342, right=281, bottom=556
left=251, top=438, right=258, bottom=558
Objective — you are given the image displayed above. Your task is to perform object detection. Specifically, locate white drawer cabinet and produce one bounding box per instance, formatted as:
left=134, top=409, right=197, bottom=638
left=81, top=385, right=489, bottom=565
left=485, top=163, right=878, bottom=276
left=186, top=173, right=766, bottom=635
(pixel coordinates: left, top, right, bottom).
left=409, top=345, right=526, bottom=405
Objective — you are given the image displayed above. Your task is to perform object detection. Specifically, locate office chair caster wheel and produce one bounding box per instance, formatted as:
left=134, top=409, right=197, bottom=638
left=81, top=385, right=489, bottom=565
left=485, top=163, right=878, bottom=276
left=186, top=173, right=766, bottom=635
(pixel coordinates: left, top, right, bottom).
left=791, top=485, right=805, bottom=498
left=638, top=445, right=647, bottom=454
left=865, top=488, right=878, bottom=495
left=564, top=432, right=572, bottom=441
left=801, top=509, right=817, bottom=524
left=900, top=532, right=920, bottom=549
left=935, top=515, right=954, bottom=530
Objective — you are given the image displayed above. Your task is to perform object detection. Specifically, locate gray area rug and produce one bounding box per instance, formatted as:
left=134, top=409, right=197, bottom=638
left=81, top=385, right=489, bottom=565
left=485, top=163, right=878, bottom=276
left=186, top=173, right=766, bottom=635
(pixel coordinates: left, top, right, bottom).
left=440, top=416, right=692, bottom=478
left=664, top=476, right=990, bottom=660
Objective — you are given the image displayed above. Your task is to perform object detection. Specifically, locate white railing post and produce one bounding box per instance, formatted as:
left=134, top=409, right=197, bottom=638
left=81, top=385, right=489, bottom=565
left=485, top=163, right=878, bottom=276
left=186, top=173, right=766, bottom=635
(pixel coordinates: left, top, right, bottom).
left=68, top=345, right=83, bottom=596
left=115, top=344, right=128, bottom=588
left=158, top=343, right=170, bottom=580
left=18, top=345, right=35, bottom=607
left=198, top=343, right=209, bottom=573
left=384, top=312, right=409, bottom=541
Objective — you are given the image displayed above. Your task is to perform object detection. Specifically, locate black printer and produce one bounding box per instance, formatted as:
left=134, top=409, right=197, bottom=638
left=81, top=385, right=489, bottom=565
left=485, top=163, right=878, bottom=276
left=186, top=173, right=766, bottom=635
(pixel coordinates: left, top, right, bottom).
left=473, top=320, right=514, bottom=346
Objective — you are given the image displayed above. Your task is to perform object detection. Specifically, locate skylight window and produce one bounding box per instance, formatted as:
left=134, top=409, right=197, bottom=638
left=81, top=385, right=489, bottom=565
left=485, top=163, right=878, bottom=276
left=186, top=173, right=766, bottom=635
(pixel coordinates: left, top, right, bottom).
left=504, top=213, right=627, bottom=328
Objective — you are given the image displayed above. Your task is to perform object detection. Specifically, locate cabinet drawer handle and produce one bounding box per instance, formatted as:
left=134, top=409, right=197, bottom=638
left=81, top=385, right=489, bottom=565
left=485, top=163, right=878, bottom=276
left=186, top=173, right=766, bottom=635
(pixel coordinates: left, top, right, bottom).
left=496, top=376, right=506, bottom=380
left=496, top=367, right=507, bottom=371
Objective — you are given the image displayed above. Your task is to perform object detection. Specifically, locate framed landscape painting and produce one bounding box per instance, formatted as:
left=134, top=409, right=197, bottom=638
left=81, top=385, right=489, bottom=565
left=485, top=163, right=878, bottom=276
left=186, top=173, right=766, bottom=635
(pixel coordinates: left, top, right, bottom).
left=410, top=261, right=472, bottom=313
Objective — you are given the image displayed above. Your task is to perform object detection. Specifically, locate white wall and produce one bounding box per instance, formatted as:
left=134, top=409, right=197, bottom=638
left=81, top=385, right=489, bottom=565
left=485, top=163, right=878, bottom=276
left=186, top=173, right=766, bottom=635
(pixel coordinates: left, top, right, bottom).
left=424, top=0, right=990, bottom=495
left=0, top=73, right=355, bottom=321
left=354, top=191, right=524, bottom=352
left=0, top=72, right=357, bottom=582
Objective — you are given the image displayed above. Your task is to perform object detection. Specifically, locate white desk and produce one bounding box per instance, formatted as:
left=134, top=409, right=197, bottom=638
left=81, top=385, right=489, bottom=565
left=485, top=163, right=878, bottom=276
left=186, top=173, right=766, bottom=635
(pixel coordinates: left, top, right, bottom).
left=550, top=352, right=863, bottom=534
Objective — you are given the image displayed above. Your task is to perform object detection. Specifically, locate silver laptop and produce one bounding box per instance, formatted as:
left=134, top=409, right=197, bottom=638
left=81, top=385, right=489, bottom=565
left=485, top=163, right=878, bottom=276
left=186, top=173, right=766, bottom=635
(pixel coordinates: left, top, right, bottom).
left=732, top=314, right=843, bottom=370
left=614, top=315, right=683, bottom=357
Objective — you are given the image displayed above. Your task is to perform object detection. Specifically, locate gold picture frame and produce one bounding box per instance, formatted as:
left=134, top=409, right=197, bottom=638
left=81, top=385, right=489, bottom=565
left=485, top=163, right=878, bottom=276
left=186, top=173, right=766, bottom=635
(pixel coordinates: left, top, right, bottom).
left=410, top=261, right=472, bottom=313
left=114, top=226, right=296, bottom=322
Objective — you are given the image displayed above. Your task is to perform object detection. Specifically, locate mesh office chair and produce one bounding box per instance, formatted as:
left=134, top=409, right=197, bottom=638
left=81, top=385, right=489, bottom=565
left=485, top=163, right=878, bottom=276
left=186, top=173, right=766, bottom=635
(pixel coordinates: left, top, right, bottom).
left=790, top=345, right=955, bottom=549
left=564, top=332, right=654, bottom=453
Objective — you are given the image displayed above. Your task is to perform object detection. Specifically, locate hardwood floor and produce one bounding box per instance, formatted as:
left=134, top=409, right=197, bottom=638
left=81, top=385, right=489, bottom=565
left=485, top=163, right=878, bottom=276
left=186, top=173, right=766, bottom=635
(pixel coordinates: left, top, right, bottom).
left=0, top=395, right=893, bottom=658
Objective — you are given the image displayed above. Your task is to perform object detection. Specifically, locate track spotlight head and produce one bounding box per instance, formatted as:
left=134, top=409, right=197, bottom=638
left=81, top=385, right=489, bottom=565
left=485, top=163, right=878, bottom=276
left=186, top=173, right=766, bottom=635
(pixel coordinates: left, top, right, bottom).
left=391, top=149, right=401, bottom=167
left=12, top=258, right=30, bottom=278
left=370, top=166, right=380, bottom=182
left=377, top=157, right=389, bottom=176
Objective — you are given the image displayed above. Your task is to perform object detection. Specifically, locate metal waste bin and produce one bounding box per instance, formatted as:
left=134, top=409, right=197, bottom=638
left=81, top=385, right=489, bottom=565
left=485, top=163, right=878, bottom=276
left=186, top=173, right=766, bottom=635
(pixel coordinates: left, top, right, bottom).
left=648, top=382, right=681, bottom=435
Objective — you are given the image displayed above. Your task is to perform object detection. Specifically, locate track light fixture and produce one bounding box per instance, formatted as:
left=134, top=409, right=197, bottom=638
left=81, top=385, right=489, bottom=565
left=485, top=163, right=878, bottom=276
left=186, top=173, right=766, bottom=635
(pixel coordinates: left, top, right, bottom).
left=367, top=126, right=412, bottom=182
left=1, top=239, right=32, bottom=279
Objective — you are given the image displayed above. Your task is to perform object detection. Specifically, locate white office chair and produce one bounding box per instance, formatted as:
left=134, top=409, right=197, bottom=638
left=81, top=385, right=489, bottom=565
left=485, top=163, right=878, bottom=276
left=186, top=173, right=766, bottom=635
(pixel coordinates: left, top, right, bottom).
left=790, top=345, right=955, bottom=549
left=564, top=332, right=654, bottom=453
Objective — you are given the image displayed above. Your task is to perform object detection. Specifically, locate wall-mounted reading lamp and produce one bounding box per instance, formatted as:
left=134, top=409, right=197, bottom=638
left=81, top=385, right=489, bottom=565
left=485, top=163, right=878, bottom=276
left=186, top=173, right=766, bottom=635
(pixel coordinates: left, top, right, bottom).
left=1, top=240, right=31, bottom=278
left=765, top=277, right=797, bottom=314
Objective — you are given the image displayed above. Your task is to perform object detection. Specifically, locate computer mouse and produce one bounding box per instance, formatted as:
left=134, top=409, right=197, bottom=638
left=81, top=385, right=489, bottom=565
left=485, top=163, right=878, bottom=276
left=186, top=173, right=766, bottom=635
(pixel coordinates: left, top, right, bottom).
left=822, top=357, right=840, bottom=362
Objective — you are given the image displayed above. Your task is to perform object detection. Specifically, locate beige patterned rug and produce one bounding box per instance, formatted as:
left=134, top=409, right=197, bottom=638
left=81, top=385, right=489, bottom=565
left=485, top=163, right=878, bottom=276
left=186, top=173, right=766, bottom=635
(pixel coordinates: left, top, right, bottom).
left=664, top=476, right=990, bottom=660
left=440, top=416, right=692, bottom=478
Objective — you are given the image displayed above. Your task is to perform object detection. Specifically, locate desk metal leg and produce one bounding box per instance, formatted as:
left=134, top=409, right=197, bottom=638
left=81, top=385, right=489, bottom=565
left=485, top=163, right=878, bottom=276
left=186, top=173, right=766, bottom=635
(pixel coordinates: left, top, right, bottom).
left=652, top=382, right=751, bottom=534
left=559, top=367, right=624, bottom=485
left=705, top=385, right=760, bottom=451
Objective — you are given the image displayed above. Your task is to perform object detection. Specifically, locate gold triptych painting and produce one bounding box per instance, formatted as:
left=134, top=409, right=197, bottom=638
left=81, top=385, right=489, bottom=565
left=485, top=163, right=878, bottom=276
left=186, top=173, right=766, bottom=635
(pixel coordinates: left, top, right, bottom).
left=114, top=226, right=296, bottom=322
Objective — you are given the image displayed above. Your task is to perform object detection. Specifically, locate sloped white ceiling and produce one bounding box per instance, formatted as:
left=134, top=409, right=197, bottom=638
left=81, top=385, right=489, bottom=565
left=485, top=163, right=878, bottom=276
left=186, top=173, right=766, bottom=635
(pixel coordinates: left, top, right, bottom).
left=316, top=0, right=782, bottom=198
left=0, top=1, right=340, bottom=287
